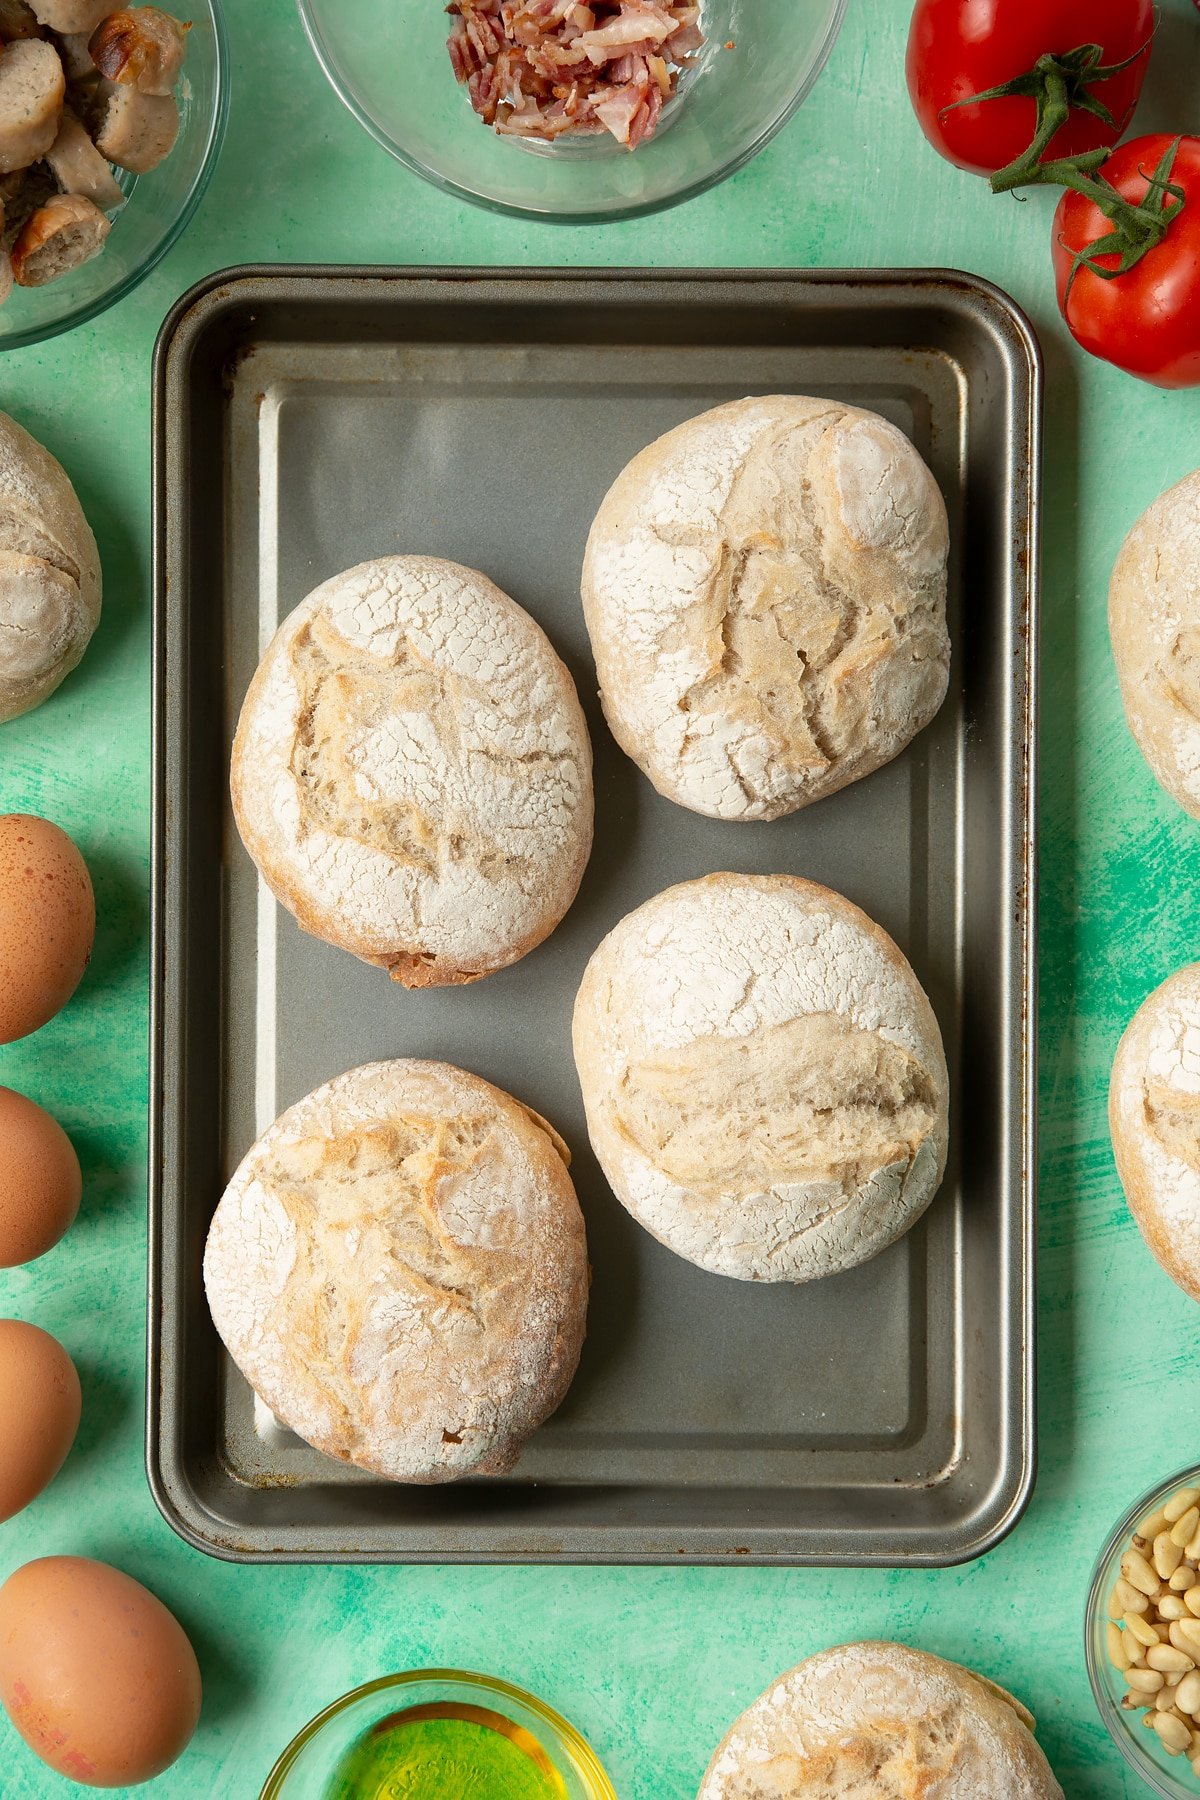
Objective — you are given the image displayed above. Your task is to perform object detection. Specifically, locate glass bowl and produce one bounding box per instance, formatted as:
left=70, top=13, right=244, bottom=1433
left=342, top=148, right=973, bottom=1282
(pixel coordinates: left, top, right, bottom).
left=1086, top=1463, right=1200, bottom=1799
left=296, top=0, right=848, bottom=223
left=259, top=1669, right=617, bottom=1799
left=0, top=0, right=228, bottom=350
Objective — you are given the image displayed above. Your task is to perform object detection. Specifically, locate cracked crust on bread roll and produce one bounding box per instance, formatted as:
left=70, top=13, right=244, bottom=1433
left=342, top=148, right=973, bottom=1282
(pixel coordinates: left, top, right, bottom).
left=572, top=873, right=948, bottom=1283
left=1110, top=467, right=1200, bottom=820
left=203, top=1059, right=589, bottom=1483
left=231, top=556, right=594, bottom=988
left=581, top=395, right=950, bottom=821
left=1110, top=962, right=1200, bottom=1300
left=698, top=1642, right=1063, bottom=1800
left=0, top=410, right=101, bottom=725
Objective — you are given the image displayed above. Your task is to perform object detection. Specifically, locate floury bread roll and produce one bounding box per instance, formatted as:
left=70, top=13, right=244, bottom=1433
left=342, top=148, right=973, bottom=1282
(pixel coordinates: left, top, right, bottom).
left=231, top=556, right=593, bottom=987
left=203, top=1060, right=589, bottom=1483
left=0, top=411, right=101, bottom=725
left=1110, top=469, right=1200, bottom=819
left=698, top=1642, right=1063, bottom=1799
left=1110, top=963, right=1200, bottom=1300
left=581, top=396, right=950, bottom=821
left=572, top=873, right=949, bottom=1283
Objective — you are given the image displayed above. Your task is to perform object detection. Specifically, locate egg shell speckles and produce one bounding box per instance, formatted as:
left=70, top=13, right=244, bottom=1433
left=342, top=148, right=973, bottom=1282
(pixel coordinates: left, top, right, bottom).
left=0, top=814, right=94, bottom=1044
left=0, top=1557, right=202, bottom=1787
left=0, top=1084, right=81, bottom=1266
left=0, top=1321, right=81, bottom=1522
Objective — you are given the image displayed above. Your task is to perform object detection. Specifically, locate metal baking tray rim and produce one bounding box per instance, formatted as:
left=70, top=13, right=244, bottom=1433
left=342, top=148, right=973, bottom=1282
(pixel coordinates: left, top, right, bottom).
left=148, top=264, right=1040, bottom=1567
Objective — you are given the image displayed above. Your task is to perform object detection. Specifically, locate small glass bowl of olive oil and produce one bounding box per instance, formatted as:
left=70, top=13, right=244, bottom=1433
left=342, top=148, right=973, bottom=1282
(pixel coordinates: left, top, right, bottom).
left=259, top=1669, right=617, bottom=1800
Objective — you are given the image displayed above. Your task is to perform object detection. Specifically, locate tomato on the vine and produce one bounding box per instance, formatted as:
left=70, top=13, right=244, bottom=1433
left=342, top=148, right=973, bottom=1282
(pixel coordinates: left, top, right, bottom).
left=906, top=0, right=1153, bottom=177
left=1052, top=135, right=1200, bottom=388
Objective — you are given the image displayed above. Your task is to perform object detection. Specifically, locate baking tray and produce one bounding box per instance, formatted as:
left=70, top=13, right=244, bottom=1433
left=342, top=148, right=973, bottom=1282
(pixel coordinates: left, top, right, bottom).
left=149, top=267, right=1040, bottom=1565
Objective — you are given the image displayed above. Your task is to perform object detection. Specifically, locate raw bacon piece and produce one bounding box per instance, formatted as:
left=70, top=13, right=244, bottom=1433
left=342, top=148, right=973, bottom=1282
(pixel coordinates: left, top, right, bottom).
left=446, top=0, right=705, bottom=146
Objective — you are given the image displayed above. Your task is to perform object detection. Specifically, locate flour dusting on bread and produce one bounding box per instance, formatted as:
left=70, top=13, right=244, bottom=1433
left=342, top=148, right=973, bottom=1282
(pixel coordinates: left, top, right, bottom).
left=1110, top=469, right=1200, bottom=817
left=0, top=410, right=101, bottom=724
left=572, top=874, right=948, bottom=1283
left=581, top=396, right=949, bottom=821
left=698, top=1641, right=1063, bottom=1799
left=203, top=1059, right=589, bottom=1483
left=231, top=555, right=593, bottom=986
left=1111, top=962, right=1200, bottom=1300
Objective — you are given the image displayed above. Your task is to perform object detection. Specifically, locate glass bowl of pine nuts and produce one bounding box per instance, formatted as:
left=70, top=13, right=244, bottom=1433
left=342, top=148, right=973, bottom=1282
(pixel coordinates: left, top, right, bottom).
left=1087, top=1468, right=1200, bottom=1796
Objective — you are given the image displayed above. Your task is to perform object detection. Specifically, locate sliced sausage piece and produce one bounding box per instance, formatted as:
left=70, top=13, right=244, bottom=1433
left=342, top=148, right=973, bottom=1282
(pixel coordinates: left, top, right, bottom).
left=0, top=38, right=64, bottom=173
left=0, top=0, right=43, bottom=40
left=44, top=109, right=122, bottom=207
left=0, top=163, right=54, bottom=247
left=56, top=30, right=94, bottom=79
left=89, top=7, right=187, bottom=95
left=11, top=189, right=109, bottom=282
left=28, top=0, right=109, bottom=29
left=93, top=82, right=176, bottom=172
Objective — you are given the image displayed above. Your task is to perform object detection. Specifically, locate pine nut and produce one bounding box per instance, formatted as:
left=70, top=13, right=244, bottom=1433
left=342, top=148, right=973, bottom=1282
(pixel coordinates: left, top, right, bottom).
left=1192, top=1756, right=1200, bottom=1779
left=1124, top=1549, right=1163, bottom=1596
left=1127, top=1667, right=1166, bottom=1692
left=1108, top=1622, right=1132, bottom=1670
left=1171, top=1619, right=1200, bottom=1656
left=1154, top=1711, right=1193, bottom=1755
left=1172, top=1508, right=1200, bottom=1548
left=1127, top=1612, right=1162, bottom=1646
left=1186, top=1587, right=1200, bottom=1619
left=1161, top=1596, right=1189, bottom=1620
left=1187, top=1526, right=1200, bottom=1563
left=1176, top=1671, right=1200, bottom=1715
left=1114, top=1578, right=1150, bottom=1615
left=1142, top=1507, right=1173, bottom=1538
left=1127, top=1633, right=1147, bottom=1666
left=1156, top=1532, right=1186, bottom=1579
left=1147, top=1645, right=1195, bottom=1673
left=1157, top=1685, right=1183, bottom=1712
left=1165, top=1489, right=1200, bottom=1524
left=1172, top=1567, right=1198, bottom=1592
left=1124, top=1691, right=1151, bottom=1709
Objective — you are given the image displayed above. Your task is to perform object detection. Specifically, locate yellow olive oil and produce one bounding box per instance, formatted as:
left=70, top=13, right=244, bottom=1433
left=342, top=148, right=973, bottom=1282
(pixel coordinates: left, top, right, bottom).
left=324, top=1701, right=569, bottom=1799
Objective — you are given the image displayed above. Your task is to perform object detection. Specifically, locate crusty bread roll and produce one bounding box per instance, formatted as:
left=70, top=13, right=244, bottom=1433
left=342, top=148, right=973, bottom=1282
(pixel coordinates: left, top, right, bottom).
left=572, top=873, right=948, bottom=1283
left=231, top=556, right=594, bottom=988
left=0, top=410, right=101, bottom=725
left=1110, top=962, right=1200, bottom=1299
left=1110, top=468, right=1200, bottom=819
left=203, top=1060, right=589, bottom=1483
left=698, top=1642, right=1063, bottom=1799
left=581, top=396, right=950, bottom=821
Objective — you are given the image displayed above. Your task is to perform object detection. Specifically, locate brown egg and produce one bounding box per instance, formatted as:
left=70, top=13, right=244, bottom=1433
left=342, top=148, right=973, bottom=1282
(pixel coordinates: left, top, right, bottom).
left=0, top=1086, right=81, bottom=1267
left=0, top=814, right=94, bottom=1045
left=0, top=1557, right=202, bottom=1787
left=0, top=1321, right=81, bottom=1522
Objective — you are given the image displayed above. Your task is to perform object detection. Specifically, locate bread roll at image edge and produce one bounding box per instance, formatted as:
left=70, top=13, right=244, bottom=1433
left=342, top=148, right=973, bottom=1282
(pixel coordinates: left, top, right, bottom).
left=697, top=1641, right=1063, bottom=1800
left=1109, top=960, right=1200, bottom=1302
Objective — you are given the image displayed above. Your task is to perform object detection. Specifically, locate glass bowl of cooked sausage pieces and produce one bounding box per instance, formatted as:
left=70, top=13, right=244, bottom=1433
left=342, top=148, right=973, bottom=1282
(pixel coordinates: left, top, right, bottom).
left=0, top=0, right=227, bottom=348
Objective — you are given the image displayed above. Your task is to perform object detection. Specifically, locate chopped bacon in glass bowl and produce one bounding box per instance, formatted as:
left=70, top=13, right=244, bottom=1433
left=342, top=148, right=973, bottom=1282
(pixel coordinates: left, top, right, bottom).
left=447, top=1, right=706, bottom=148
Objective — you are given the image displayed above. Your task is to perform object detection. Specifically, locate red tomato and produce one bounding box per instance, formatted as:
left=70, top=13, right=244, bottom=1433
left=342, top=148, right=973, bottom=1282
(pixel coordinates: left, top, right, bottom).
left=1052, top=135, right=1200, bottom=387
left=907, top=0, right=1153, bottom=177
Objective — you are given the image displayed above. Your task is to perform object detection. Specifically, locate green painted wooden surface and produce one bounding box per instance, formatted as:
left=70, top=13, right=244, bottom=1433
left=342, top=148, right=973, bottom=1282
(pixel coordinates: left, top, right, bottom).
left=2, top=0, right=1199, bottom=1793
